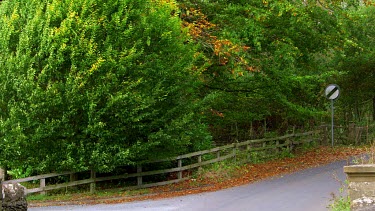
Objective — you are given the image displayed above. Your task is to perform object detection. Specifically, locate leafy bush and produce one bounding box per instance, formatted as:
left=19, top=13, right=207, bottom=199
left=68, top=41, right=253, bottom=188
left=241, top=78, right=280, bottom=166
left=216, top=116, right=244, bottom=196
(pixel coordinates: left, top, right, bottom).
left=329, top=194, right=350, bottom=211
left=0, top=0, right=211, bottom=173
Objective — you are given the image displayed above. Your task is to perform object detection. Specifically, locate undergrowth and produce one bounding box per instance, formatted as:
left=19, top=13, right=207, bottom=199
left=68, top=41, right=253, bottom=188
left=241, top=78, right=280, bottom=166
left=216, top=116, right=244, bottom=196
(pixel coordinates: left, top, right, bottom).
left=329, top=194, right=351, bottom=211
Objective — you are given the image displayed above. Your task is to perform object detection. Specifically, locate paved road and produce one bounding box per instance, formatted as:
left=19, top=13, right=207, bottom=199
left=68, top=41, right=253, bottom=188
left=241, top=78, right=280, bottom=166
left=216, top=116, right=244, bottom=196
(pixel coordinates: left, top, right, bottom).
left=29, top=160, right=350, bottom=211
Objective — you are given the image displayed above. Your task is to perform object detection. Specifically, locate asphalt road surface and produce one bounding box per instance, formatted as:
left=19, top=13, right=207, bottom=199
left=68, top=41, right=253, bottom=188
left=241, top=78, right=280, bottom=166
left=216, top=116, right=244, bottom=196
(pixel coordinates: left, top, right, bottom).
left=29, top=160, right=350, bottom=211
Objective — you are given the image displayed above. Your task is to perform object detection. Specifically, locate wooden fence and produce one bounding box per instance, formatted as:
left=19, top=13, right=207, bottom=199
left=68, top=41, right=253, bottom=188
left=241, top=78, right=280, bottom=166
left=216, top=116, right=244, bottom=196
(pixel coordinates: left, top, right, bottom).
left=3, top=131, right=318, bottom=195
left=320, top=123, right=372, bottom=145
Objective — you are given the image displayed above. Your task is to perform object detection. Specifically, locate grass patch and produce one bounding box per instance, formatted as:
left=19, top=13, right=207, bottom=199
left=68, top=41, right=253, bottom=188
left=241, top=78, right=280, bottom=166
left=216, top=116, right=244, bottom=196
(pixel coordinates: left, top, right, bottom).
left=194, top=161, right=241, bottom=182
left=329, top=194, right=350, bottom=211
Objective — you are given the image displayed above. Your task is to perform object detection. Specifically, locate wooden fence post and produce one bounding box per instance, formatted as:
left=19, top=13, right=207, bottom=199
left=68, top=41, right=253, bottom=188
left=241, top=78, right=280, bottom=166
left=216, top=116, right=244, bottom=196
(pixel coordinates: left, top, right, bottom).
left=324, top=125, right=329, bottom=145
left=137, top=165, right=142, bottom=186
left=178, top=159, right=182, bottom=180
left=70, top=173, right=77, bottom=192
left=90, top=169, right=96, bottom=194
left=275, top=140, right=280, bottom=153
left=286, top=138, right=290, bottom=151
left=198, top=155, right=202, bottom=171
left=70, top=173, right=77, bottom=182
left=40, top=178, right=46, bottom=195
left=233, top=144, right=237, bottom=163
left=246, top=144, right=251, bottom=161
left=366, top=124, right=369, bottom=143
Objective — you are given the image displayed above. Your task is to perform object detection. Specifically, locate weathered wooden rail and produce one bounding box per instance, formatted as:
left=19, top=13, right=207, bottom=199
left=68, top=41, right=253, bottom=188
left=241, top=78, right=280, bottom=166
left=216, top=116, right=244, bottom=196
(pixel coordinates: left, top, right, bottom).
left=3, top=131, right=318, bottom=195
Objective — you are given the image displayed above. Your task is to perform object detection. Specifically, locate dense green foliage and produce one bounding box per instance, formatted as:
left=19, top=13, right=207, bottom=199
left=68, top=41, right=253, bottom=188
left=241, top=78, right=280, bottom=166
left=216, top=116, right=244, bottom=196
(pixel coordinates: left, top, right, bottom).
left=177, top=0, right=348, bottom=141
left=0, top=0, right=373, bottom=175
left=0, top=0, right=211, bottom=173
left=335, top=5, right=375, bottom=123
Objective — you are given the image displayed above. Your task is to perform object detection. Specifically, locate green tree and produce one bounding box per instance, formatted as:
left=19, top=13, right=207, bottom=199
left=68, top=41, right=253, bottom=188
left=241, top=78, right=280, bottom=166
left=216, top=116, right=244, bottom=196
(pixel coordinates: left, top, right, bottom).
left=178, top=0, right=341, bottom=141
left=0, top=0, right=211, bottom=173
left=334, top=4, right=375, bottom=122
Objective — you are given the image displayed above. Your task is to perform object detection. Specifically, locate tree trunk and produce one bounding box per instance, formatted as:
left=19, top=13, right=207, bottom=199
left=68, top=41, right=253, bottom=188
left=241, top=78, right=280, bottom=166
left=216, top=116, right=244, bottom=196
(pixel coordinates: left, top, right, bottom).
left=355, top=100, right=361, bottom=122
left=373, top=96, right=375, bottom=122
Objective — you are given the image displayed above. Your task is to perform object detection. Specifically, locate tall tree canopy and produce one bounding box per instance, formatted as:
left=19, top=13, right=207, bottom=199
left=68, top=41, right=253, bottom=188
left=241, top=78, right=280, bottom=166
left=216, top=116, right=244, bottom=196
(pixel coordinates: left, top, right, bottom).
left=0, top=0, right=211, bottom=173
left=335, top=5, right=375, bottom=122
left=177, top=0, right=343, bottom=140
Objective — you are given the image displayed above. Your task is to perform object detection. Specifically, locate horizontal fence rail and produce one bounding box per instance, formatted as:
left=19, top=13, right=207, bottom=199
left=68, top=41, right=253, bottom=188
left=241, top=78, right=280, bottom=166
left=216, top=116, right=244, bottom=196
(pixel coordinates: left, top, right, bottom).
left=3, top=130, right=319, bottom=195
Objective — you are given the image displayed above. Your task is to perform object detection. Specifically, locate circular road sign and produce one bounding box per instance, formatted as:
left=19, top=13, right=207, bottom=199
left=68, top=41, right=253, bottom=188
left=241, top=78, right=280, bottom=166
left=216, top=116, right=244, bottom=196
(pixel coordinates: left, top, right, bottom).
left=325, top=84, right=340, bottom=100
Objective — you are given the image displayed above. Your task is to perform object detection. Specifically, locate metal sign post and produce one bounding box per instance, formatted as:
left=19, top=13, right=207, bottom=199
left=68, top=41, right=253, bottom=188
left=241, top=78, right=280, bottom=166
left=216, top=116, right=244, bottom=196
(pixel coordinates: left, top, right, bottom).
left=331, top=99, right=334, bottom=147
left=325, top=84, right=340, bottom=147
